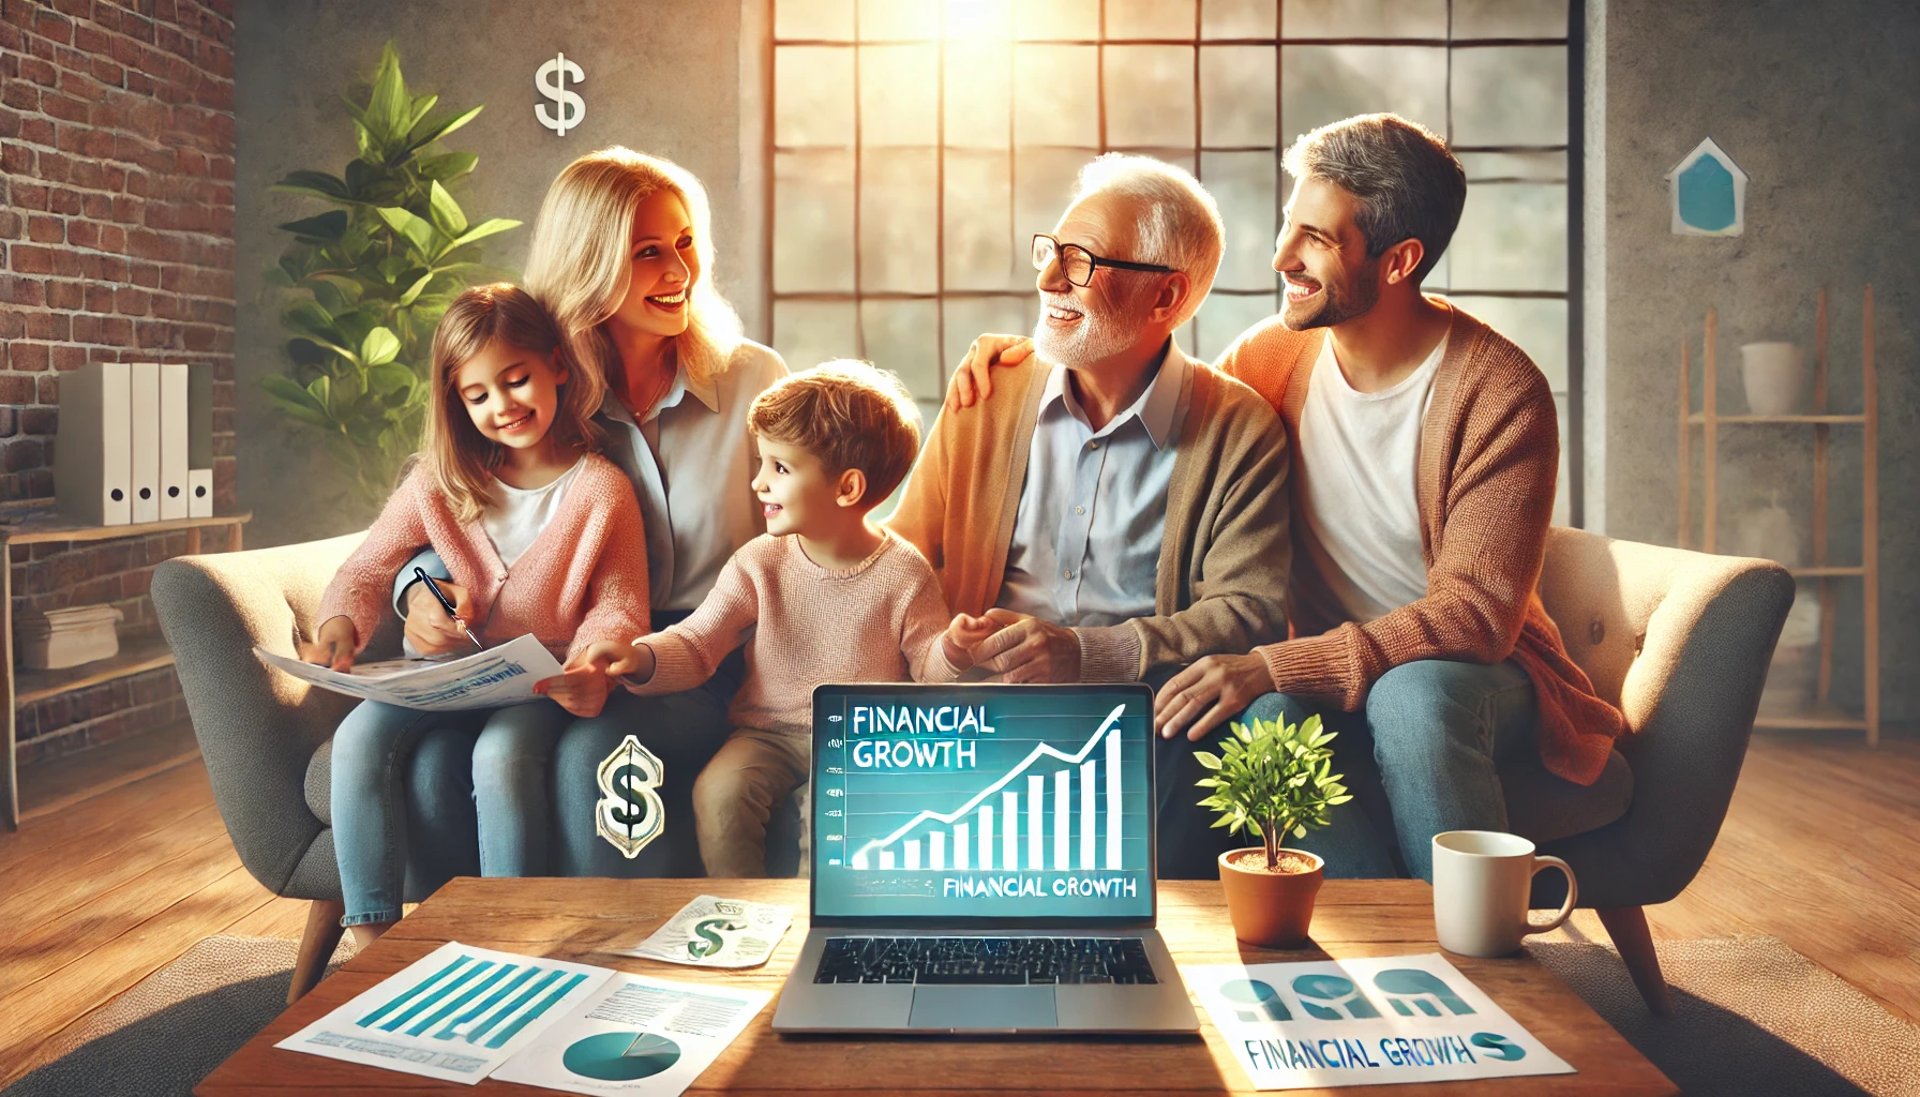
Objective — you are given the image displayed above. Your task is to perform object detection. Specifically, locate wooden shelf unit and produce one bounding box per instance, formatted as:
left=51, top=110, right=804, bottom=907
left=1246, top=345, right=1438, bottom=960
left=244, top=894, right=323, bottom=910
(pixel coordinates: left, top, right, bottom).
left=1677, top=288, right=1878, bottom=745
left=1, top=511, right=250, bottom=828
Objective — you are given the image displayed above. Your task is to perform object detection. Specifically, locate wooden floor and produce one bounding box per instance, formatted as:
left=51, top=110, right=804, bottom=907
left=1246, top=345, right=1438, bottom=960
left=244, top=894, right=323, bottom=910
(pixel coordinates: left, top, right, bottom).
left=1, top=730, right=1916, bottom=1087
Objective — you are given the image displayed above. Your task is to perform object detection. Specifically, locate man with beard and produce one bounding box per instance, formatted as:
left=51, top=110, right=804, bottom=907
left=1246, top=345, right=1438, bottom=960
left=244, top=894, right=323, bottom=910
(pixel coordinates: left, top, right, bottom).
left=887, top=153, right=1293, bottom=877
left=951, top=114, right=1625, bottom=881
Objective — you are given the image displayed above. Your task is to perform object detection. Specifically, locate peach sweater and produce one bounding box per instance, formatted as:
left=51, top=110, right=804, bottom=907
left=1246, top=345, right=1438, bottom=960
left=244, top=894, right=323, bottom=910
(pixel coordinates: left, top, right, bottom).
left=318, top=453, right=651, bottom=663
left=629, top=531, right=961, bottom=736
left=1217, top=305, right=1627, bottom=785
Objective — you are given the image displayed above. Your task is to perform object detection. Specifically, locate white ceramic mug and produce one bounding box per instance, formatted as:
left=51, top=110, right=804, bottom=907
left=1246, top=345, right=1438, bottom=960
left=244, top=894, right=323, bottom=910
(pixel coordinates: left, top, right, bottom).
left=1431, top=830, right=1577, bottom=957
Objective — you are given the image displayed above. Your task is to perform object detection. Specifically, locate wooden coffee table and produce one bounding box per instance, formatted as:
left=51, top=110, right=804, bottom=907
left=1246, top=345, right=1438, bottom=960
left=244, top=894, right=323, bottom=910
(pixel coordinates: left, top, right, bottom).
left=197, top=877, right=1674, bottom=1095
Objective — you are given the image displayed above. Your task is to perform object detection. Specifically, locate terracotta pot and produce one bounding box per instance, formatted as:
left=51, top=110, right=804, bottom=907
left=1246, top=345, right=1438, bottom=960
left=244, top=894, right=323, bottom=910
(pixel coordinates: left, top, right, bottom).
left=1218, top=847, right=1325, bottom=948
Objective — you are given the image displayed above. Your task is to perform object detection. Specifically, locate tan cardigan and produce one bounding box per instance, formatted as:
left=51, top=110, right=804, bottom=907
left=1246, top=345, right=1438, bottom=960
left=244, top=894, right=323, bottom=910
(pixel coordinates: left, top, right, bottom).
left=1216, top=305, right=1627, bottom=785
left=889, top=342, right=1293, bottom=682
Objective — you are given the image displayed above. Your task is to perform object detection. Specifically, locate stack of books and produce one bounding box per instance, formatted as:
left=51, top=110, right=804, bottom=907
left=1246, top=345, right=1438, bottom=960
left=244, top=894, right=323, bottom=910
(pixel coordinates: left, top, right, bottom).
left=17, top=604, right=123, bottom=671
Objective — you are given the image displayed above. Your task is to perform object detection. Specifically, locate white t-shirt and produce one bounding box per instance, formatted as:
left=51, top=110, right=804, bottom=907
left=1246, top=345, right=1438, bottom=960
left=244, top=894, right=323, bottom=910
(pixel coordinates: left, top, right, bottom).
left=484, top=457, right=585, bottom=569
left=1294, top=333, right=1447, bottom=625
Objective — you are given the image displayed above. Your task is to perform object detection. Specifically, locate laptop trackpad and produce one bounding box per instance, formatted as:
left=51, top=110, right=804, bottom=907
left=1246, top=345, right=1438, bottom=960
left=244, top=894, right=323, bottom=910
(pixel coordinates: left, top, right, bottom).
left=908, top=986, right=1057, bottom=1030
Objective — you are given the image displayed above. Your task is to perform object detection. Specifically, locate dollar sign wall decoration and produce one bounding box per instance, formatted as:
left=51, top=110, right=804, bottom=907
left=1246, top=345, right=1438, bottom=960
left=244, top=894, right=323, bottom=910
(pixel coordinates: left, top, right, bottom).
left=535, top=52, right=586, bottom=137
left=594, top=735, right=664, bottom=858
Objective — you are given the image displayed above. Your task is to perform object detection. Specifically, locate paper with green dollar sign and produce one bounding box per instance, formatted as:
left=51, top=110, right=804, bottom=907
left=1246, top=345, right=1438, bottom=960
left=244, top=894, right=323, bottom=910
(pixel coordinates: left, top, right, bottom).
left=610, top=895, right=792, bottom=969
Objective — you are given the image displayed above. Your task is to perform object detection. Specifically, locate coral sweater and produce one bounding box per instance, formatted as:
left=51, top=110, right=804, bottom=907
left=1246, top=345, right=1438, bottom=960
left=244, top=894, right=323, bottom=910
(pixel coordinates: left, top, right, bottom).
left=318, top=453, right=650, bottom=663
left=629, top=531, right=963, bottom=736
left=1216, top=304, right=1627, bottom=785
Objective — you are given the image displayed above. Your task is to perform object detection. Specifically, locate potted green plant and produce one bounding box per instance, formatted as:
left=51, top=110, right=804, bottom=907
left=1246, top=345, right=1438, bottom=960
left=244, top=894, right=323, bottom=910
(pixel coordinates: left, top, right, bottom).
left=1195, top=713, right=1352, bottom=948
left=262, top=42, right=521, bottom=509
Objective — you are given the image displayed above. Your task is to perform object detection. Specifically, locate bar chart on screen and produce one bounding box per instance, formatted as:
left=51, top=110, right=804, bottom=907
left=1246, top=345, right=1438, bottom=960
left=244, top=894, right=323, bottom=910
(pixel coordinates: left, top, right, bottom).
left=812, top=688, right=1153, bottom=918
left=846, top=707, right=1129, bottom=873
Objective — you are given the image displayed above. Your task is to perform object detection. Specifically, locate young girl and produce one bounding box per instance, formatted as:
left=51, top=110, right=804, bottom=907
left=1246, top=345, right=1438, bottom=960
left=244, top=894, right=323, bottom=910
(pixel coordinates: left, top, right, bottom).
left=300, top=282, right=650, bottom=946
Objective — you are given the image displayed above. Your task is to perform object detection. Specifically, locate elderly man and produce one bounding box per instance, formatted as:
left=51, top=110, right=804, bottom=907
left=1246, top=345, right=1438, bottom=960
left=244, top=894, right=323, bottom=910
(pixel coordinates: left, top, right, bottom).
left=889, top=153, right=1292, bottom=878
left=954, top=115, right=1627, bottom=883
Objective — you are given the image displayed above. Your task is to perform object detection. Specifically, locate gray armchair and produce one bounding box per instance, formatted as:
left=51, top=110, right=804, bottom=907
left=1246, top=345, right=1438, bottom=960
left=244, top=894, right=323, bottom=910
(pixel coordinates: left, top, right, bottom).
left=152, top=531, right=795, bottom=1002
left=1506, top=526, right=1794, bottom=1013
left=153, top=532, right=473, bottom=1003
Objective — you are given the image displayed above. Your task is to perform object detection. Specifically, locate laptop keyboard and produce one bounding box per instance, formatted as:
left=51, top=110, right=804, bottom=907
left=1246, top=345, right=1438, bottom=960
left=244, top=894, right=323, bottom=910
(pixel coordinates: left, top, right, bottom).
left=814, top=935, right=1158, bottom=985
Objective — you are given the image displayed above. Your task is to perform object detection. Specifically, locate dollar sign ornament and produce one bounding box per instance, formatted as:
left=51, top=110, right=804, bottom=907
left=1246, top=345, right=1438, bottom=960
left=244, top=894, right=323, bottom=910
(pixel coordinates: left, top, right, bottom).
left=687, top=917, right=746, bottom=960
left=594, top=734, right=664, bottom=858
left=535, top=52, right=586, bottom=137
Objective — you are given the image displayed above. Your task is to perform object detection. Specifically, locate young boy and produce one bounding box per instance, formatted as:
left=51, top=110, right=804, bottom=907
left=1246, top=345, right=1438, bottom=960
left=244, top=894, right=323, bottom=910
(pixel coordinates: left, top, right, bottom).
left=580, top=360, right=994, bottom=876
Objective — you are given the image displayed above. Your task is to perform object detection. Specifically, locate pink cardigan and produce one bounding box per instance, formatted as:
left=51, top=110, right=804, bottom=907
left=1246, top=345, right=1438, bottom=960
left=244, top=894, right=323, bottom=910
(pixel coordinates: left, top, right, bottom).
left=318, top=453, right=651, bottom=662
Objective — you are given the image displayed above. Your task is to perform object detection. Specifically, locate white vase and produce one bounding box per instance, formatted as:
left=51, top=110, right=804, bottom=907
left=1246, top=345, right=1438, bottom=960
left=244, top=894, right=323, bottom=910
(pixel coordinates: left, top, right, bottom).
left=1739, top=342, right=1806, bottom=415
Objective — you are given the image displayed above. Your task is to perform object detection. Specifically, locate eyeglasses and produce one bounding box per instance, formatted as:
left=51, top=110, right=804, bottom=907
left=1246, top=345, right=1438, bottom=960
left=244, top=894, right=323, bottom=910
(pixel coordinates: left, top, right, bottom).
left=1031, top=233, right=1177, bottom=287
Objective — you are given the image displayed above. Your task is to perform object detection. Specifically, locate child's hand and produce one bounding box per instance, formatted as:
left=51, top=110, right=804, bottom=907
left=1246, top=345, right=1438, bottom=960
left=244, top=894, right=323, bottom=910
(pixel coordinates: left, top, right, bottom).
left=403, top=577, right=475, bottom=656
left=298, top=616, right=357, bottom=672
left=577, top=639, right=640, bottom=678
left=537, top=660, right=613, bottom=719
left=942, top=612, right=1005, bottom=669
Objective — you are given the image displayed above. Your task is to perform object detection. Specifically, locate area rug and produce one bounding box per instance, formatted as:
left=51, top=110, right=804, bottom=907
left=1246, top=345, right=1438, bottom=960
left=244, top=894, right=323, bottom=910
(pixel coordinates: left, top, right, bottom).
left=7, top=934, right=1917, bottom=1095
left=1531, top=935, right=1920, bottom=1096
left=1, top=935, right=352, bottom=1097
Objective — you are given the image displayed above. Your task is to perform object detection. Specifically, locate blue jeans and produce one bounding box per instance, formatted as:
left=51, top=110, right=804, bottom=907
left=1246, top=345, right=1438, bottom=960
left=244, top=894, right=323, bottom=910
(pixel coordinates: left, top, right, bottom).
left=1157, top=659, right=1537, bottom=882
left=550, top=677, right=737, bottom=876
left=332, top=699, right=570, bottom=926
left=407, top=640, right=746, bottom=881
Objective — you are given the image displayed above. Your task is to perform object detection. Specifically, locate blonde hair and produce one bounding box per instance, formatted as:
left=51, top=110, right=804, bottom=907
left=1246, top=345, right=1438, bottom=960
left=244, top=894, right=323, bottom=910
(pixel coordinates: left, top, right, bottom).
left=748, top=360, right=922, bottom=506
left=423, top=283, right=603, bottom=522
left=523, top=146, right=743, bottom=400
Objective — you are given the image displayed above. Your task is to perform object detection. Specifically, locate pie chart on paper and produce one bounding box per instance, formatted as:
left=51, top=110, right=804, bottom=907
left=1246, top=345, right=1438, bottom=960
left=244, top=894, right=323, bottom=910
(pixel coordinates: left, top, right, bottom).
left=561, top=1031, right=682, bottom=1081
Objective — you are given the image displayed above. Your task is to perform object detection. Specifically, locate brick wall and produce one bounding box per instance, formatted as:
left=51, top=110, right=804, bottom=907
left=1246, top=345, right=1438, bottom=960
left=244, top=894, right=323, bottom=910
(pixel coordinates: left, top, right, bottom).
left=2, top=0, right=237, bottom=766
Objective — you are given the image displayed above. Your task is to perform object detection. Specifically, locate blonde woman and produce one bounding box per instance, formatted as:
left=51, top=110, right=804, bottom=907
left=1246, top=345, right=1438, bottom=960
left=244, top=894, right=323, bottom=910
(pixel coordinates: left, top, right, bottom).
left=397, top=148, right=788, bottom=876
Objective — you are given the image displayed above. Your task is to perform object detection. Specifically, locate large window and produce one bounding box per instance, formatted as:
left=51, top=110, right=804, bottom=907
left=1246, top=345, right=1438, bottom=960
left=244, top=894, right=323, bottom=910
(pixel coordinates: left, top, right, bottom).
left=768, top=0, right=1578, bottom=522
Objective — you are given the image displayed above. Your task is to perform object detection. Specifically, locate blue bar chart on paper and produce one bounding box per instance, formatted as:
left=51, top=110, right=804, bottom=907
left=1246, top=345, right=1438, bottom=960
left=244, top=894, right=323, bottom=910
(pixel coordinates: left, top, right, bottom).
left=812, top=688, right=1153, bottom=920
left=355, top=951, right=590, bottom=1048
left=276, top=941, right=615, bottom=1084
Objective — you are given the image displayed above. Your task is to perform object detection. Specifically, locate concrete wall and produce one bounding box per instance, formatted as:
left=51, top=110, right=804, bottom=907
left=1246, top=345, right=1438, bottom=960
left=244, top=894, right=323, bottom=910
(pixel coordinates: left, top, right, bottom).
left=233, top=0, right=760, bottom=544
left=1591, top=0, right=1918, bottom=721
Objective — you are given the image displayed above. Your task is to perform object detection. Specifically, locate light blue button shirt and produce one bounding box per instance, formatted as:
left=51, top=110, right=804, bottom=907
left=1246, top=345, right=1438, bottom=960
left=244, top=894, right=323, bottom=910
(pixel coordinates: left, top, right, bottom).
left=997, top=343, right=1188, bottom=628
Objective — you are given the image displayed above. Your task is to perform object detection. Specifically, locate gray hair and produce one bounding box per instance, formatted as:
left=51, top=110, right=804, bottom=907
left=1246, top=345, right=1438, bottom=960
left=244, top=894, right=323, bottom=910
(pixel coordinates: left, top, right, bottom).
left=1070, top=153, right=1224, bottom=327
left=1281, top=113, right=1466, bottom=284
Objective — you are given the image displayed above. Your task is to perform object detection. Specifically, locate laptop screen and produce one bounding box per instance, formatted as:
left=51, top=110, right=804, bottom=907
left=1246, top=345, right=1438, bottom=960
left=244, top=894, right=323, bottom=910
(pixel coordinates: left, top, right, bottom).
left=810, top=683, right=1155, bottom=925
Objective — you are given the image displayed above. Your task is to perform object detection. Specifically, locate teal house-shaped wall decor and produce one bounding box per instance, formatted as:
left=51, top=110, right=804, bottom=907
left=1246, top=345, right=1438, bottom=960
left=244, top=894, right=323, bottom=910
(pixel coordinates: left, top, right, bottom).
left=1666, top=137, right=1748, bottom=236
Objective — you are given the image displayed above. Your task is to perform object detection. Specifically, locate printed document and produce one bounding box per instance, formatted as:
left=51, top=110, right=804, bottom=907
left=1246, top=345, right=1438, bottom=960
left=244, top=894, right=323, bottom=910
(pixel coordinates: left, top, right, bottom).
left=1187, top=953, right=1574, bottom=1090
left=607, top=895, right=792, bottom=969
left=278, top=942, right=771, bottom=1095
left=254, top=633, right=562, bottom=711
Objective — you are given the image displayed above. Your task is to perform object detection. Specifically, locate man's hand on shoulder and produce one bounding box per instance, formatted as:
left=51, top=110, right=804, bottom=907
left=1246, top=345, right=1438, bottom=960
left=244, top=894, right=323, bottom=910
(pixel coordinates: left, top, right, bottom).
left=1154, top=652, right=1274, bottom=742
left=947, top=333, right=1035, bottom=412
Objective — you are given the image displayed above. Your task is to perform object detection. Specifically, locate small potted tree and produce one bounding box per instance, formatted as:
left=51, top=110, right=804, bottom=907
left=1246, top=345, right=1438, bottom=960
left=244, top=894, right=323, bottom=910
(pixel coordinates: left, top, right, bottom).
left=1196, top=713, right=1351, bottom=948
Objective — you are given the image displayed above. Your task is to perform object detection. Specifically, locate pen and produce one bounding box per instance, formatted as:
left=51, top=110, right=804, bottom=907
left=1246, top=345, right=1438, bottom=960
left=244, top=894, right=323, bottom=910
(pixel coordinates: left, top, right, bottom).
left=412, top=566, right=484, bottom=651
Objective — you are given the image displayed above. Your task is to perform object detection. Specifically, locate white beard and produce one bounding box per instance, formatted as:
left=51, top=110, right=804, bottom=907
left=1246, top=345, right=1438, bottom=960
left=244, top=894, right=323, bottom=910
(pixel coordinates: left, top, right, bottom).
left=1031, top=292, right=1146, bottom=367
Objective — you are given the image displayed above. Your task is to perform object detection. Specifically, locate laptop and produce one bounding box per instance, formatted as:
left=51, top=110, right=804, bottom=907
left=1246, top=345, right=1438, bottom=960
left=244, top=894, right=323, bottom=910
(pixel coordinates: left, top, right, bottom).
left=772, top=683, right=1199, bottom=1035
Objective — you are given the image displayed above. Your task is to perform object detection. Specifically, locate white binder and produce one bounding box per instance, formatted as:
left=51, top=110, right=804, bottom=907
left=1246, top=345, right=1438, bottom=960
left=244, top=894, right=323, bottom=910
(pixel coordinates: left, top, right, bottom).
left=53, top=362, right=133, bottom=526
left=187, top=365, right=215, bottom=518
left=128, top=362, right=161, bottom=523
left=159, top=363, right=190, bottom=520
